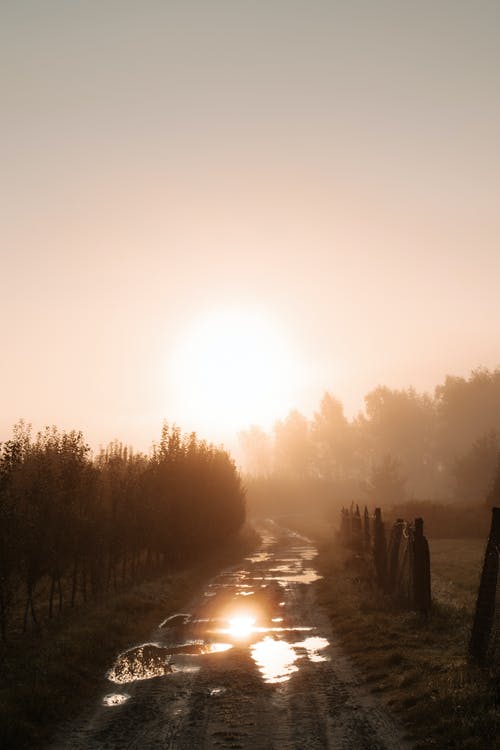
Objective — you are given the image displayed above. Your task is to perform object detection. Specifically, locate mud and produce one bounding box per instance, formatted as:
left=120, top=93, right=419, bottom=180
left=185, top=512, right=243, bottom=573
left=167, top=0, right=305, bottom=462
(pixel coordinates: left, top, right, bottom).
left=50, top=521, right=412, bottom=749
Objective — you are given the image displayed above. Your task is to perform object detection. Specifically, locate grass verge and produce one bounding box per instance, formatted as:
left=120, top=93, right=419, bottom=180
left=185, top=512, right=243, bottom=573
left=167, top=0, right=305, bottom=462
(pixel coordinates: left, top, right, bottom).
left=0, top=525, right=258, bottom=749
left=315, top=539, right=498, bottom=750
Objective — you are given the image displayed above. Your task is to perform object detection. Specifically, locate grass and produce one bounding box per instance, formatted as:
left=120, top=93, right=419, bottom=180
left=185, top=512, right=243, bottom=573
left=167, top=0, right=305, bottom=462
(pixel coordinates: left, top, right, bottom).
left=430, top=539, right=485, bottom=611
left=314, top=537, right=499, bottom=750
left=0, top=526, right=258, bottom=749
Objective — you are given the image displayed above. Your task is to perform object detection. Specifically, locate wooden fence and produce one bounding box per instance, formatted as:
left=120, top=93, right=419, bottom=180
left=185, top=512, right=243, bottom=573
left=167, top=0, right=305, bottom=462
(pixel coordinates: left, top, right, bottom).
left=341, top=504, right=500, bottom=666
left=339, top=504, right=431, bottom=614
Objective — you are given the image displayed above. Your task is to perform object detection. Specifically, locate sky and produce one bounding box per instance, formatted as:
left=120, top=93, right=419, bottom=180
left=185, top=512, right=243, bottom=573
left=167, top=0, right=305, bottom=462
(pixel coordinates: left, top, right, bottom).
left=1, top=1, right=500, bottom=452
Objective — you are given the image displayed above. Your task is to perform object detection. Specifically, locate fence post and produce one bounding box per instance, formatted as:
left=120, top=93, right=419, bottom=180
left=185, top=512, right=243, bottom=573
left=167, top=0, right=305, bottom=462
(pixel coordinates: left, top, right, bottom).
left=373, top=508, right=387, bottom=590
left=351, top=504, right=363, bottom=553
left=469, top=507, right=500, bottom=662
left=363, top=506, right=370, bottom=555
left=413, top=517, right=431, bottom=614
left=340, top=507, right=350, bottom=544
left=388, top=519, right=405, bottom=593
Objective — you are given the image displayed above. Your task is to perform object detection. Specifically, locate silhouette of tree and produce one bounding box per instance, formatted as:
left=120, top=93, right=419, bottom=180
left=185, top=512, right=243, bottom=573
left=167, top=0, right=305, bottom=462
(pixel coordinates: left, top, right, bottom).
left=364, top=454, right=407, bottom=505
left=0, top=420, right=246, bottom=639
left=453, top=430, right=500, bottom=503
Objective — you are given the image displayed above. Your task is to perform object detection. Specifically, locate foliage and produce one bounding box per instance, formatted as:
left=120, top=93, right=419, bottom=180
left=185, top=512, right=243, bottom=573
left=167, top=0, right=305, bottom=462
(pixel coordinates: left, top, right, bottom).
left=364, top=454, right=407, bottom=505
left=239, top=367, right=500, bottom=505
left=453, top=430, right=500, bottom=503
left=0, top=421, right=245, bottom=640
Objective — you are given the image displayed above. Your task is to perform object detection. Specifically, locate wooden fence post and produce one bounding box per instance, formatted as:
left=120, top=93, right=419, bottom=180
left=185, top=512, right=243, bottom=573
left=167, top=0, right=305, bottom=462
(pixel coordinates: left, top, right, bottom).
left=373, top=508, right=387, bottom=590
left=352, top=504, right=363, bottom=553
left=413, top=517, right=431, bottom=614
left=388, top=519, right=405, bottom=593
left=363, top=506, right=370, bottom=555
left=469, top=507, right=500, bottom=662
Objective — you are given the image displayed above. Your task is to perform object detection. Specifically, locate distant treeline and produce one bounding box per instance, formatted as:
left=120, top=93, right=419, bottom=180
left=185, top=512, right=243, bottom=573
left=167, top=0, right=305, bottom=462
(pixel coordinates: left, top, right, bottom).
left=240, top=367, right=500, bottom=507
left=0, top=421, right=245, bottom=640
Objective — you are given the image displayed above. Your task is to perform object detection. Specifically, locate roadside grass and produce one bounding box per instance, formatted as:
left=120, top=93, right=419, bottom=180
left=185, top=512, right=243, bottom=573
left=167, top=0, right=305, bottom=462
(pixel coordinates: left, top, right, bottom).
left=0, top=525, right=258, bottom=750
left=315, top=539, right=499, bottom=750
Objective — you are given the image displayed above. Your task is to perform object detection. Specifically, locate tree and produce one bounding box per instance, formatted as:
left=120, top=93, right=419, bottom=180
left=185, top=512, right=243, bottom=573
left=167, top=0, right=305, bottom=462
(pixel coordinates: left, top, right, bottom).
left=364, top=454, right=407, bottom=505
left=274, top=410, right=311, bottom=478
left=453, top=430, right=500, bottom=503
left=238, top=425, right=273, bottom=476
left=360, top=386, right=436, bottom=497
left=310, top=392, right=354, bottom=480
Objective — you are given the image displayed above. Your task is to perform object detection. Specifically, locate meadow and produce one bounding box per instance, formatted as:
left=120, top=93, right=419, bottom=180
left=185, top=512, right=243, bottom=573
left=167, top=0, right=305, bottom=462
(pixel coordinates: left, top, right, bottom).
left=315, top=533, right=498, bottom=750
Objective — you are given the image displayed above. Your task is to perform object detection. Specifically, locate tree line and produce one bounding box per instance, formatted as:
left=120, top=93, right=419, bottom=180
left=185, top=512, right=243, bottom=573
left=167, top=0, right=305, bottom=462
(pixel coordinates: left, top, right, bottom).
left=0, top=421, right=245, bottom=640
left=239, top=367, right=500, bottom=506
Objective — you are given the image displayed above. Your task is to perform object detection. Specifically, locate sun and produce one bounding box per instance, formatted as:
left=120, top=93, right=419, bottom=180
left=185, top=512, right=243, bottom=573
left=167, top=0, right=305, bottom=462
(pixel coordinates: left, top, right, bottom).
left=169, top=308, right=299, bottom=434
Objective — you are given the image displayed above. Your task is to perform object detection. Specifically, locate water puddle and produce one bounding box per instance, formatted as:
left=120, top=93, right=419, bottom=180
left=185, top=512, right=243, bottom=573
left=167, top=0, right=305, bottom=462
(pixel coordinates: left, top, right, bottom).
left=250, top=638, right=299, bottom=683
left=108, top=644, right=174, bottom=684
left=295, top=636, right=329, bottom=663
left=250, top=635, right=329, bottom=683
left=104, top=523, right=329, bottom=693
left=108, top=642, right=232, bottom=684
left=246, top=552, right=272, bottom=563
left=102, top=693, right=131, bottom=706
left=264, top=569, right=322, bottom=584
left=159, top=613, right=191, bottom=628
left=209, top=686, right=227, bottom=697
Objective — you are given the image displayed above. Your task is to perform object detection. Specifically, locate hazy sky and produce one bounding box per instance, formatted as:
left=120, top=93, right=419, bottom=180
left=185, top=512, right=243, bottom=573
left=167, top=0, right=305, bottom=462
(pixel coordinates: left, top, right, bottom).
left=2, top=1, right=500, bottom=451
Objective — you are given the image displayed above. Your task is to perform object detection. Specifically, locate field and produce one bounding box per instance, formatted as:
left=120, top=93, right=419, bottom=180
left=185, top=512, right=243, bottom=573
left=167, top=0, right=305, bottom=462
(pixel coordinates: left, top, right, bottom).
left=315, top=533, right=498, bottom=750
left=429, top=539, right=485, bottom=611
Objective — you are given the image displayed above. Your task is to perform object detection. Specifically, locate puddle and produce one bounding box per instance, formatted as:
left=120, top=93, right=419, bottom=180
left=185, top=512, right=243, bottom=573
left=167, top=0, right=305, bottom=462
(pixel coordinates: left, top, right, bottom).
left=102, top=693, right=131, bottom=706
left=159, top=613, right=191, bottom=628
left=211, top=620, right=312, bottom=640
left=108, top=644, right=174, bottom=684
left=264, top=569, right=322, bottom=584
left=250, top=637, right=299, bottom=683
left=250, top=635, right=330, bottom=683
left=246, top=552, right=272, bottom=563
left=295, top=636, right=329, bottom=662
left=106, top=524, right=326, bottom=693
left=108, top=642, right=232, bottom=684
left=209, top=686, right=227, bottom=696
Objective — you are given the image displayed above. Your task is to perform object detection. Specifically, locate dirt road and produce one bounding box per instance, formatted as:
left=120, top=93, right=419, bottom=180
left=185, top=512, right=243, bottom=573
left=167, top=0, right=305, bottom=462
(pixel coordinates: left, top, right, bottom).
left=51, top=521, right=412, bottom=749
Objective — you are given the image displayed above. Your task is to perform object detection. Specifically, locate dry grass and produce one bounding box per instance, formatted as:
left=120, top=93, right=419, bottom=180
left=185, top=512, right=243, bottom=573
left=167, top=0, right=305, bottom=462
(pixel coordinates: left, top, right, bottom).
left=315, top=538, right=498, bottom=750
left=430, top=538, right=485, bottom=611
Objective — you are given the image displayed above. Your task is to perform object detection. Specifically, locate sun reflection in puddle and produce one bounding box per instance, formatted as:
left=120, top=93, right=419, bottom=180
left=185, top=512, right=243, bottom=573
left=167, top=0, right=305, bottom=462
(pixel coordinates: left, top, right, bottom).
left=295, top=636, right=329, bottom=663
left=264, top=569, right=322, bottom=584
left=102, top=692, right=131, bottom=706
left=250, top=637, right=299, bottom=683
left=227, top=615, right=256, bottom=639
left=249, top=635, right=330, bottom=683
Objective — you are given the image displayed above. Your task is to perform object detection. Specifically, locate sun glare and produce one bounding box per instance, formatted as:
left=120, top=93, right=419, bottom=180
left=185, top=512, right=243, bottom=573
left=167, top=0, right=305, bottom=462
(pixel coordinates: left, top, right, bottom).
left=227, top=615, right=257, bottom=639
left=169, top=309, right=300, bottom=434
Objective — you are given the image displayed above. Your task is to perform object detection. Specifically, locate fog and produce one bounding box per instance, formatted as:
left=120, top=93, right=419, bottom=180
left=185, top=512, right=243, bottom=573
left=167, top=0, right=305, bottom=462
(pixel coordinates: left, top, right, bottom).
left=240, top=368, right=500, bottom=535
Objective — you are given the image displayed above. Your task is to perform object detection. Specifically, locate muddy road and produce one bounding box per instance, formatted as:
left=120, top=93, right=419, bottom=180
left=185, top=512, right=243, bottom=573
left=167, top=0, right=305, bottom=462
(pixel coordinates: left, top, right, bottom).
left=52, top=522, right=411, bottom=750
